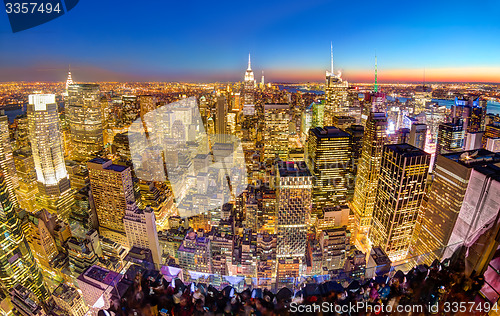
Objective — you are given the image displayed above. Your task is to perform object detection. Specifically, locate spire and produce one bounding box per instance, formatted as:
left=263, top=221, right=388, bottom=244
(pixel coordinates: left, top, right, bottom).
left=65, top=65, right=74, bottom=93
left=374, top=55, right=378, bottom=93
left=247, top=53, right=252, bottom=71
left=330, top=41, right=334, bottom=75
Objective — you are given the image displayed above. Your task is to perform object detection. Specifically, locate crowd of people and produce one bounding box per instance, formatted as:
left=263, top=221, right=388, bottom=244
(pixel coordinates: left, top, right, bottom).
left=100, top=254, right=488, bottom=315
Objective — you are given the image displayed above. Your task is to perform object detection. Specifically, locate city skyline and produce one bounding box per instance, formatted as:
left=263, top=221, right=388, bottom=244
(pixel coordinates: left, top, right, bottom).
left=1, top=0, right=500, bottom=83
left=1, top=2, right=500, bottom=314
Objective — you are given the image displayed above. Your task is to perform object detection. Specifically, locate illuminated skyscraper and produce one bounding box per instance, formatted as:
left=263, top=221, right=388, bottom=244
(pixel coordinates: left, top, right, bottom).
left=483, top=122, right=500, bottom=148
left=350, top=112, right=387, bottom=246
left=13, top=148, right=38, bottom=213
left=242, top=54, right=256, bottom=115
left=0, top=173, right=48, bottom=299
left=64, top=66, right=74, bottom=96
left=263, top=103, right=290, bottom=161
left=307, top=126, right=351, bottom=217
left=436, top=121, right=464, bottom=155
left=28, top=94, right=74, bottom=219
left=215, top=95, right=227, bottom=137
left=138, top=95, right=157, bottom=120
left=0, top=112, right=19, bottom=207
left=409, top=123, right=427, bottom=150
left=370, top=144, right=430, bottom=261
left=410, top=149, right=500, bottom=264
left=413, top=85, right=432, bottom=115
left=276, top=161, right=312, bottom=263
left=87, top=158, right=135, bottom=246
left=344, top=124, right=364, bottom=193
left=324, top=44, right=348, bottom=125
left=66, top=84, right=103, bottom=161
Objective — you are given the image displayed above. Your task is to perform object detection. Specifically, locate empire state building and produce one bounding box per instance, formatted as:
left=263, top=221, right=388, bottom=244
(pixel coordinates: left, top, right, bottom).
left=243, top=54, right=256, bottom=115
left=244, top=53, right=255, bottom=85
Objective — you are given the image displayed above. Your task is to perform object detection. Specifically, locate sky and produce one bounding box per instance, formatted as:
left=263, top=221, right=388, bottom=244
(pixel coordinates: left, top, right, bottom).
left=1, top=0, right=500, bottom=83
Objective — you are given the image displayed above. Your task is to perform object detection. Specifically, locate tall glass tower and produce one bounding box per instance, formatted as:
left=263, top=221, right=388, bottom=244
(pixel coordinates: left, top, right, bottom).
left=28, top=94, right=74, bottom=219
left=66, top=84, right=103, bottom=161
left=350, top=112, right=387, bottom=250
left=0, top=112, right=19, bottom=208
left=369, top=144, right=430, bottom=261
left=0, top=173, right=48, bottom=299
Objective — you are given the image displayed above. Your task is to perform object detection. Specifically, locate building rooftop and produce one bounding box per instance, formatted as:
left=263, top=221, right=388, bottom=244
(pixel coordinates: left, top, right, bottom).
left=277, top=161, right=311, bottom=177
left=443, top=149, right=500, bottom=167
left=385, top=143, right=429, bottom=158
left=370, top=247, right=391, bottom=266
left=310, top=126, right=350, bottom=138
left=88, top=157, right=129, bottom=172
left=264, top=103, right=289, bottom=110
left=52, top=284, right=80, bottom=304
left=79, top=265, right=120, bottom=286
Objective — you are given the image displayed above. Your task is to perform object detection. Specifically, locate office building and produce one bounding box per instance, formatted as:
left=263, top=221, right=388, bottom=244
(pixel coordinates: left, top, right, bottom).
left=87, top=158, right=135, bottom=246
left=123, top=204, right=162, bottom=267
left=276, top=161, right=312, bottom=265
left=307, top=126, right=351, bottom=216
left=138, top=95, right=157, bottom=120
left=320, top=227, right=350, bottom=271
left=263, top=103, right=290, bottom=161
left=76, top=265, right=122, bottom=311
left=464, top=131, right=484, bottom=150
left=0, top=112, right=19, bottom=207
left=13, top=148, right=38, bottom=213
left=28, top=94, right=74, bottom=219
left=10, top=284, right=47, bottom=316
left=408, top=123, right=427, bottom=150
left=0, top=174, right=48, bottom=300
left=66, top=84, right=103, bottom=161
left=410, top=150, right=500, bottom=264
left=486, top=137, right=500, bottom=152
left=436, top=121, right=465, bottom=155
left=483, top=122, right=500, bottom=148
left=324, top=44, right=348, bottom=124
left=177, top=231, right=212, bottom=274
left=350, top=112, right=387, bottom=246
left=370, top=144, right=430, bottom=261
left=52, top=283, right=89, bottom=316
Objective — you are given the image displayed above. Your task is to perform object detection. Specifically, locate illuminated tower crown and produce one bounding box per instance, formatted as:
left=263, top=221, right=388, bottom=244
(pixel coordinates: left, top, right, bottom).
left=244, top=53, right=255, bottom=83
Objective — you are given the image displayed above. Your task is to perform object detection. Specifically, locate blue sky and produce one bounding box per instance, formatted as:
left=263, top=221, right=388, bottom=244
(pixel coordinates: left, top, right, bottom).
left=1, top=0, right=500, bottom=82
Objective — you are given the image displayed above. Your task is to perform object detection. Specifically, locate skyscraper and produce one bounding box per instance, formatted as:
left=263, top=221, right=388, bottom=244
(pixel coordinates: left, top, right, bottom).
left=307, top=126, right=351, bottom=217
left=410, top=149, right=500, bottom=264
left=350, top=112, right=387, bottom=247
left=138, top=95, right=157, bottom=120
left=87, top=158, right=135, bottom=246
left=324, top=44, right=348, bottom=125
left=66, top=84, right=103, bottom=161
left=483, top=122, right=500, bottom=148
left=123, top=204, right=162, bottom=267
left=0, top=112, right=19, bottom=207
left=409, top=123, right=427, bottom=150
left=369, top=144, right=430, bottom=261
left=263, top=103, right=290, bottom=161
left=28, top=94, right=74, bottom=219
left=436, top=121, right=465, bottom=155
left=276, top=161, right=312, bottom=263
left=242, top=54, right=256, bottom=115
left=0, top=173, right=48, bottom=299
left=64, top=67, right=74, bottom=96
left=215, top=95, right=227, bottom=137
